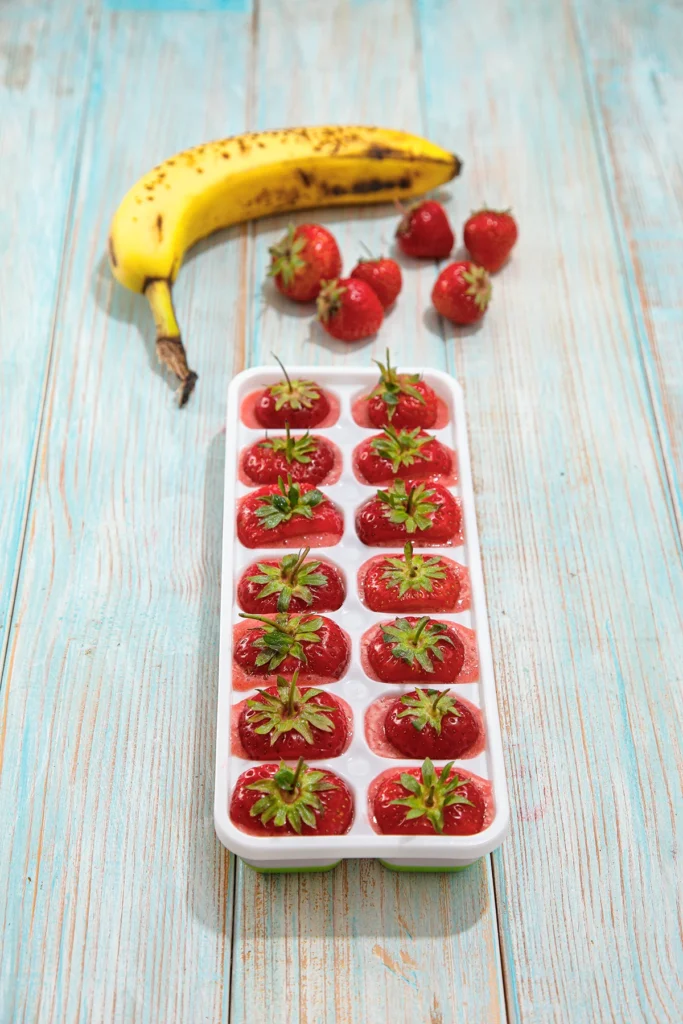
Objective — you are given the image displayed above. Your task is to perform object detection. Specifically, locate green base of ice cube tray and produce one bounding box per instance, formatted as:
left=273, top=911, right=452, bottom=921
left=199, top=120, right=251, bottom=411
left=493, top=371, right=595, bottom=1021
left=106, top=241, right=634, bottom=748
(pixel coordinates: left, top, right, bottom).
left=243, top=859, right=479, bottom=874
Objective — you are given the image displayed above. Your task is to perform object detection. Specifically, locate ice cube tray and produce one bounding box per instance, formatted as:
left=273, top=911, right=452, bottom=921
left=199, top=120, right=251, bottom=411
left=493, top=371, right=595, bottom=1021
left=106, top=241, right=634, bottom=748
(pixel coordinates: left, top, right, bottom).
left=214, top=365, right=509, bottom=871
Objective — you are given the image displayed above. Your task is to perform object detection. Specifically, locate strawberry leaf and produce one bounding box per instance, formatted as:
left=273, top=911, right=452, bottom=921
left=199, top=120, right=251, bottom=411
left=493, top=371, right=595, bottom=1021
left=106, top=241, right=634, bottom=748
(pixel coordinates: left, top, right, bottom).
left=246, top=757, right=337, bottom=833
left=381, top=616, right=455, bottom=673
left=396, top=686, right=460, bottom=735
left=376, top=480, right=438, bottom=534
left=370, top=425, right=432, bottom=472
left=254, top=476, right=324, bottom=530
left=240, top=611, right=324, bottom=671
left=259, top=425, right=319, bottom=466
left=389, top=757, right=473, bottom=833
left=368, top=348, right=426, bottom=419
left=248, top=548, right=327, bottom=612
left=246, top=672, right=337, bottom=746
left=380, top=541, right=448, bottom=597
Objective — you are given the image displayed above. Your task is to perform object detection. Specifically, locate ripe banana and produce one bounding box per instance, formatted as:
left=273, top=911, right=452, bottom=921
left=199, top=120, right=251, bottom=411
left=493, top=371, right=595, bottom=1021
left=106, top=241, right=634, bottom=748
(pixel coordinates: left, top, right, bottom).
left=108, top=125, right=461, bottom=405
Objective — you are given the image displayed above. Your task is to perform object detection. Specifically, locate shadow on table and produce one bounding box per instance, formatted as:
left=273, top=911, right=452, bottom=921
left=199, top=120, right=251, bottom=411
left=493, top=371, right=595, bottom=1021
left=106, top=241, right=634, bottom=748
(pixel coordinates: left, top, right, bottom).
left=188, top=428, right=490, bottom=942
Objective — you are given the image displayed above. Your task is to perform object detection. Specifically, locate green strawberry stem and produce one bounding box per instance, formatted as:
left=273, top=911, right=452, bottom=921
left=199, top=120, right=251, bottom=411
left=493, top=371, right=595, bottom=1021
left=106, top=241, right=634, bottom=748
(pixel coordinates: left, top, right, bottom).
left=287, top=547, right=310, bottom=580
left=272, top=352, right=292, bottom=391
left=239, top=611, right=291, bottom=633
left=286, top=673, right=298, bottom=715
left=412, top=616, right=429, bottom=643
left=368, top=349, right=425, bottom=417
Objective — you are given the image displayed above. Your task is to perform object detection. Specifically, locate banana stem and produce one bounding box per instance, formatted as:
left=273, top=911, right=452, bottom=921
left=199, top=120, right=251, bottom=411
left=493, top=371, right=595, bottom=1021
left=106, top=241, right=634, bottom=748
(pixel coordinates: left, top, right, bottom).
left=144, top=279, right=198, bottom=407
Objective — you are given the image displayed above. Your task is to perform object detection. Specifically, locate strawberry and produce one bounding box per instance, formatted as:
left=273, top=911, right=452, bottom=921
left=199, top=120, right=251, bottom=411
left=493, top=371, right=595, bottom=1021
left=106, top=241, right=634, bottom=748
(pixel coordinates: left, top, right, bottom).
left=349, top=256, right=402, bottom=309
left=463, top=207, right=518, bottom=272
left=241, top=425, right=336, bottom=486
left=238, top=670, right=348, bottom=759
left=355, top=480, right=461, bottom=546
left=255, top=358, right=330, bottom=429
left=236, top=476, right=343, bottom=549
left=372, top=758, right=485, bottom=835
left=231, top=758, right=353, bottom=836
left=361, top=542, right=461, bottom=612
left=364, top=615, right=465, bottom=683
left=396, top=200, right=454, bottom=259
left=354, top=425, right=451, bottom=485
left=234, top=612, right=350, bottom=681
left=237, top=548, right=345, bottom=613
left=268, top=223, right=342, bottom=302
left=384, top=687, right=479, bottom=759
left=432, top=262, right=491, bottom=325
left=366, top=350, right=438, bottom=429
left=317, top=277, right=384, bottom=342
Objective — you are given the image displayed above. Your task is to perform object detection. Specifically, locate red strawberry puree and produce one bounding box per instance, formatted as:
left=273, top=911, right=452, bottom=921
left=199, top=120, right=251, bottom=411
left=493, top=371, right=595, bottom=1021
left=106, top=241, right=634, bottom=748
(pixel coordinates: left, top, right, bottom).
left=241, top=388, right=340, bottom=428
left=367, top=766, right=494, bottom=834
left=360, top=621, right=479, bottom=684
left=230, top=693, right=354, bottom=759
left=363, top=692, right=485, bottom=759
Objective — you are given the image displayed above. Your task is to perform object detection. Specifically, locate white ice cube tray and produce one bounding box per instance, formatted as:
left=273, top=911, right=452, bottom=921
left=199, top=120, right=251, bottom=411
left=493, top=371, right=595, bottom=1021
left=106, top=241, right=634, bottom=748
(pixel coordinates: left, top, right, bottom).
left=214, top=365, right=510, bottom=871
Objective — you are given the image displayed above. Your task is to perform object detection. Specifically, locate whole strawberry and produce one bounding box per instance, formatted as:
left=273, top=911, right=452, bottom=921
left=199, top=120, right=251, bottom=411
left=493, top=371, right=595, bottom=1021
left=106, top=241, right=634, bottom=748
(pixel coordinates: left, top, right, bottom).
left=463, top=207, right=518, bottom=272
left=396, top=200, right=454, bottom=259
left=350, top=256, right=402, bottom=309
left=432, top=262, right=491, bottom=325
left=317, top=277, right=384, bottom=342
left=268, top=223, right=342, bottom=302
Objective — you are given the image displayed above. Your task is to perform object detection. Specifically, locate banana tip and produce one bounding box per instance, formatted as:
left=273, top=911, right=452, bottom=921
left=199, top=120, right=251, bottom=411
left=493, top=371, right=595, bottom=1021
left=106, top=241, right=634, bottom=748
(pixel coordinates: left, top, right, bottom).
left=178, top=372, right=198, bottom=407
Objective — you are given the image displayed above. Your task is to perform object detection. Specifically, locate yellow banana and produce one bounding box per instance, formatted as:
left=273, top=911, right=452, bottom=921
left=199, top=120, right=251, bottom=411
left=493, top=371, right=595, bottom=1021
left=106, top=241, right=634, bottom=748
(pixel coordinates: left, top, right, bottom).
left=108, top=125, right=460, bottom=405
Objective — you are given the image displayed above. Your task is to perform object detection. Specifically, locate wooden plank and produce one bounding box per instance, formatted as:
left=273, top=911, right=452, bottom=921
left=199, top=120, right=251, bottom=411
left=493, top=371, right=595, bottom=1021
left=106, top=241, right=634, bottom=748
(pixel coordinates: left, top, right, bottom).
left=0, top=6, right=255, bottom=1021
left=572, top=0, right=683, bottom=532
left=230, top=3, right=506, bottom=1022
left=0, top=1, right=94, bottom=672
left=416, top=0, right=683, bottom=1020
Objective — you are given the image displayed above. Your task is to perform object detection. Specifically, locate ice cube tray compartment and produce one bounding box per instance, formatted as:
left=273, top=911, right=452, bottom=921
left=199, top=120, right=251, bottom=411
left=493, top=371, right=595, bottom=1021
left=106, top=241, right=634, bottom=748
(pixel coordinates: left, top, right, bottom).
left=215, top=366, right=510, bottom=869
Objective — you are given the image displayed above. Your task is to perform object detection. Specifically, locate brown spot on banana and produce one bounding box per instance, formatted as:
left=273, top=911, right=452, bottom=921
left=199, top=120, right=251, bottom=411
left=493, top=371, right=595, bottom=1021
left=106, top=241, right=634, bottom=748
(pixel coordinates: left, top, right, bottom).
left=155, top=214, right=163, bottom=242
left=298, top=169, right=314, bottom=187
left=320, top=176, right=414, bottom=197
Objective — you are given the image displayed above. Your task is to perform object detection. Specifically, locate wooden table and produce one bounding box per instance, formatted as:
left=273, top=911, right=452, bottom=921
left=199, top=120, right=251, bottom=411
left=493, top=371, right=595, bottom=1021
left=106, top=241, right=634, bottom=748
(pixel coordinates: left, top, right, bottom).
left=1, top=1, right=681, bottom=1021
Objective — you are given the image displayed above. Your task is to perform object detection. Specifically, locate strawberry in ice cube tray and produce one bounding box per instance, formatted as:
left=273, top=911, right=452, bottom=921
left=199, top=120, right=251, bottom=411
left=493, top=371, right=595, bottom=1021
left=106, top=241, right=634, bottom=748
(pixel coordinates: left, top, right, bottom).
left=241, top=425, right=337, bottom=487
left=252, top=359, right=332, bottom=429
left=233, top=611, right=350, bottom=684
left=365, top=350, right=439, bottom=429
left=384, top=687, right=481, bottom=759
left=360, top=542, right=467, bottom=613
left=237, top=548, right=345, bottom=614
left=231, top=758, right=353, bottom=836
left=237, top=477, right=343, bottom=548
left=371, top=758, right=486, bottom=835
left=355, top=479, right=462, bottom=547
left=363, top=615, right=465, bottom=683
left=238, top=670, right=349, bottom=760
left=354, top=424, right=452, bottom=485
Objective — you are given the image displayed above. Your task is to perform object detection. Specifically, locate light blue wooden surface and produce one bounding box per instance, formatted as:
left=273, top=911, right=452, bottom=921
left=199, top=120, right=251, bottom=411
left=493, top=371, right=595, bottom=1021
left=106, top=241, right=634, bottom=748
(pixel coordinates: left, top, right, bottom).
left=0, top=1, right=681, bottom=1022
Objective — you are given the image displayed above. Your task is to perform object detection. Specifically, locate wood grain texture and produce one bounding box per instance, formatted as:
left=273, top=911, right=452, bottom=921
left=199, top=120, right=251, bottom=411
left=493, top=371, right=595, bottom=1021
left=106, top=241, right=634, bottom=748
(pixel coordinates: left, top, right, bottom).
left=417, top=0, right=683, bottom=1020
left=2, top=0, right=683, bottom=1020
left=573, top=0, right=683, bottom=534
left=0, top=0, right=95, bottom=676
left=229, top=3, right=506, bottom=1021
left=0, top=6, right=255, bottom=1021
